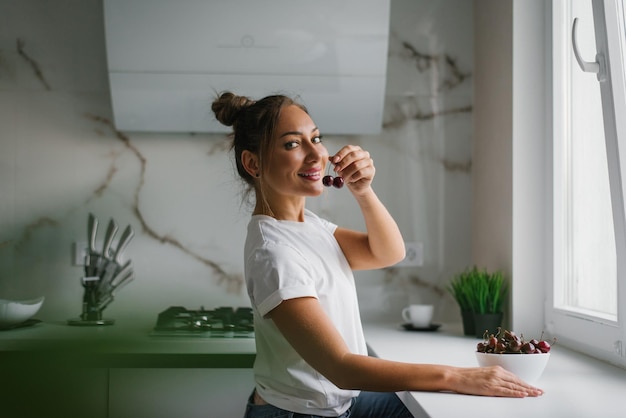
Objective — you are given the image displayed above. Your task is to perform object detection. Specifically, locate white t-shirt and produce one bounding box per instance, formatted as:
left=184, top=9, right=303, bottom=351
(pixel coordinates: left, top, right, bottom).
left=244, top=209, right=367, bottom=416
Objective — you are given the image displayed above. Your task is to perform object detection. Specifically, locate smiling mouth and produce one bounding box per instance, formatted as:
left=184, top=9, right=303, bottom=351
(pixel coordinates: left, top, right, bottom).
left=298, top=171, right=321, bottom=180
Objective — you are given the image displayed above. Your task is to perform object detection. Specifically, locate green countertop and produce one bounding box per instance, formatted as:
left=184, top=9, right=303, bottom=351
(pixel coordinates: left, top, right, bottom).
left=0, top=321, right=256, bottom=368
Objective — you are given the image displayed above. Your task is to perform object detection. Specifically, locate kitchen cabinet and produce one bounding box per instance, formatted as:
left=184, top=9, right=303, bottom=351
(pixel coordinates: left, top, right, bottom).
left=0, top=323, right=256, bottom=418
left=1, top=366, right=253, bottom=418
left=108, top=368, right=253, bottom=418
left=2, top=366, right=108, bottom=418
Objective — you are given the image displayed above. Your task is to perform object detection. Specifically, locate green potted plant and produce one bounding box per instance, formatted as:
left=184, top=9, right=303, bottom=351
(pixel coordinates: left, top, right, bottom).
left=447, top=267, right=477, bottom=336
left=469, top=269, right=506, bottom=338
left=447, top=266, right=507, bottom=337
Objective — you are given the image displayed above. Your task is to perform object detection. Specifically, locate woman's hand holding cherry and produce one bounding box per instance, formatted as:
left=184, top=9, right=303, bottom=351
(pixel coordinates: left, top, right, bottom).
left=324, top=145, right=375, bottom=196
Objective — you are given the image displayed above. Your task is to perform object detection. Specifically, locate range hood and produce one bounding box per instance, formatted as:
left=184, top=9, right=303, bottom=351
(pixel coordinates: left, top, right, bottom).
left=103, top=0, right=390, bottom=135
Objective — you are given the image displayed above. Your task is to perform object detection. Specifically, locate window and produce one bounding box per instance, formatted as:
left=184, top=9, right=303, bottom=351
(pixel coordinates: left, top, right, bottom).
left=549, top=0, right=626, bottom=367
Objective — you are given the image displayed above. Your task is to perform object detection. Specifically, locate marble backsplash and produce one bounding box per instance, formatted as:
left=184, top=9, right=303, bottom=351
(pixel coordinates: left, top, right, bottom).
left=0, top=0, right=473, bottom=326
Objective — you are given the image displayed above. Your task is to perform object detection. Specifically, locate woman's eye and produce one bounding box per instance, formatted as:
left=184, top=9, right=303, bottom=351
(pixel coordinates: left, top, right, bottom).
left=312, top=135, right=323, bottom=144
left=284, top=141, right=299, bottom=150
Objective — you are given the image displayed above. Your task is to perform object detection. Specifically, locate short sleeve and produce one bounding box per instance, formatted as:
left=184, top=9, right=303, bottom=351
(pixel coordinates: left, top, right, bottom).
left=247, top=242, right=318, bottom=317
left=307, top=209, right=338, bottom=235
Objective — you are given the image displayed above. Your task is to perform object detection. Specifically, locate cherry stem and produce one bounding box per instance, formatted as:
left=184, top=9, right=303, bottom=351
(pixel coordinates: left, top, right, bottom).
left=326, top=158, right=334, bottom=176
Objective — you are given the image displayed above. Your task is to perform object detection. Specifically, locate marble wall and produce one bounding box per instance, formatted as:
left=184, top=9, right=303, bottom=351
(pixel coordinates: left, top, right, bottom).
left=0, top=0, right=473, bottom=326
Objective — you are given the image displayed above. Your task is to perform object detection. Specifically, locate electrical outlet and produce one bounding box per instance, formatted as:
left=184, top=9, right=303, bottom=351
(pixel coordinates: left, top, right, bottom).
left=72, top=241, right=88, bottom=266
left=396, top=242, right=423, bottom=267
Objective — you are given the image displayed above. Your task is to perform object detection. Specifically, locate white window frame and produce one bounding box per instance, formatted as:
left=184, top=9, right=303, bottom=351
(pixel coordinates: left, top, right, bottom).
left=548, top=0, right=626, bottom=367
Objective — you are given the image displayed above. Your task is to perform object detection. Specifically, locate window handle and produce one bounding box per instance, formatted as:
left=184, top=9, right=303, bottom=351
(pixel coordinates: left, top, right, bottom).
left=572, top=17, right=606, bottom=82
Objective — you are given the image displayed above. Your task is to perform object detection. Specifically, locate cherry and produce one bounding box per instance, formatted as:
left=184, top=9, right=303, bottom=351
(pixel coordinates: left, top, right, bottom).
left=322, top=160, right=344, bottom=189
left=503, top=329, right=518, bottom=341
left=507, top=338, right=522, bottom=353
left=477, top=327, right=555, bottom=354
left=521, top=342, right=536, bottom=354
left=536, top=340, right=551, bottom=353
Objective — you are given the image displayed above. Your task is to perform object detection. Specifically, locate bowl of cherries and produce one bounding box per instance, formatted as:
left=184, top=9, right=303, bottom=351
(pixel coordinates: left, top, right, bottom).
left=475, top=327, right=554, bottom=384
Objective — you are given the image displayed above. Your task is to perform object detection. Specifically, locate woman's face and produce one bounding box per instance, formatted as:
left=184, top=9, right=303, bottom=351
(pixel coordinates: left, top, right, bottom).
left=262, top=105, right=329, bottom=199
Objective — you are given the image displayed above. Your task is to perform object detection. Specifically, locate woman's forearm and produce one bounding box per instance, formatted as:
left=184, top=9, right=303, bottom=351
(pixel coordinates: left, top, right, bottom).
left=354, top=187, right=405, bottom=267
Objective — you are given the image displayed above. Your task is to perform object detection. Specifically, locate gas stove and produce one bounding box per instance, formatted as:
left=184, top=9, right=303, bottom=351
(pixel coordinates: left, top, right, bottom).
left=150, top=306, right=254, bottom=338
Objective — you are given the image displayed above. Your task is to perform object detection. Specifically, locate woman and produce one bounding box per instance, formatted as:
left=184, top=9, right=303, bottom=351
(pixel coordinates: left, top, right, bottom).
left=211, top=92, right=543, bottom=418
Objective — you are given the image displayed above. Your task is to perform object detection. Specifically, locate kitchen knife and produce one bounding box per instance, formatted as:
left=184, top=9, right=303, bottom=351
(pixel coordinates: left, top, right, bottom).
left=98, top=218, right=118, bottom=276
left=96, top=262, right=118, bottom=298
left=97, top=270, right=134, bottom=308
left=96, top=294, right=114, bottom=312
left=96, top=272, right=134, bottom=312
left=97, top=260, right=132, bottom=299
left=109, top=272, right=134, bottom=294
left=112, top=225, right=135, bottom=265
left=86, top=213, right=99, bottom=276
left=96, top=224, right=133, bottom=296
left=109, top=260, right=133, bottom=288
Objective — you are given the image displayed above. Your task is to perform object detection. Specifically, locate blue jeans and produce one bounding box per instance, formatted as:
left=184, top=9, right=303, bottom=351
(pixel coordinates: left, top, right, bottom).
left=243, top=390, right=414, bottom=418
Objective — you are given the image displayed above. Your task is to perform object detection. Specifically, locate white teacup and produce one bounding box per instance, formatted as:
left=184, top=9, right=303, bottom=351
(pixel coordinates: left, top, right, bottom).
left=402, top=304, right=434, bottom=328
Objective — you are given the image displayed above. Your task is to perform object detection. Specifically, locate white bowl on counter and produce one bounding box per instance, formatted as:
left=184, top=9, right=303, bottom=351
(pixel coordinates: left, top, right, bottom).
left=0, top=296, right=45, bottom=329
left=475, top=351, right=550, bottom=384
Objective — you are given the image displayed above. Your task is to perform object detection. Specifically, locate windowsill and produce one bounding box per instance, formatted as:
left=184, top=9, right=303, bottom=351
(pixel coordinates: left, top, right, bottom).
left=363, top=320, right=626, bottom=418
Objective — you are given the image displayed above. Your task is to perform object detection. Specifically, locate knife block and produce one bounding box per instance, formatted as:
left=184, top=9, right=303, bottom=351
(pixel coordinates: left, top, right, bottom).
left=67, top=276, right=115, bottom=326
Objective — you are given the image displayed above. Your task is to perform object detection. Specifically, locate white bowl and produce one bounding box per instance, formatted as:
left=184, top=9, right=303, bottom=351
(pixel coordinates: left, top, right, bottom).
left=475, top=351, right=550, bottom=384
left=0, top=296, right=45, bottom=329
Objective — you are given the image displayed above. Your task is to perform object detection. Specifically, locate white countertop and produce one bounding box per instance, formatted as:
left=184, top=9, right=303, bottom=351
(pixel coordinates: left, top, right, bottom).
left=363, top=321, right=626, bottom=418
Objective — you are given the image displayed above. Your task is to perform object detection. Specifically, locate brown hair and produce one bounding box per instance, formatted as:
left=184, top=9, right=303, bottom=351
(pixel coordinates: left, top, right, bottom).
left=211, top=91, right=309, bottom=209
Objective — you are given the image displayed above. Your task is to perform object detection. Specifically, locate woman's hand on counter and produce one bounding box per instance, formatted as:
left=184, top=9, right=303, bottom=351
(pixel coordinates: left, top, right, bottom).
left=448, top=365, right=544, bottom=398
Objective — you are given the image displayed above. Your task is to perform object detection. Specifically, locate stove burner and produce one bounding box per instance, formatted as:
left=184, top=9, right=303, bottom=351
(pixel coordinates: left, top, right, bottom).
left=151, top=306, right=254, bottom=338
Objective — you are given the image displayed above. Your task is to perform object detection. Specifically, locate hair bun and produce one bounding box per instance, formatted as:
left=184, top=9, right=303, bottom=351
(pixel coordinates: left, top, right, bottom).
left=211, top=91, right=255, bottom=127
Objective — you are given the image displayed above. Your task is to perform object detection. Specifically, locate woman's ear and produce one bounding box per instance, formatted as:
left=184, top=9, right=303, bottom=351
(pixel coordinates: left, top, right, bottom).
left=241, top=150, right=260, bottom=178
